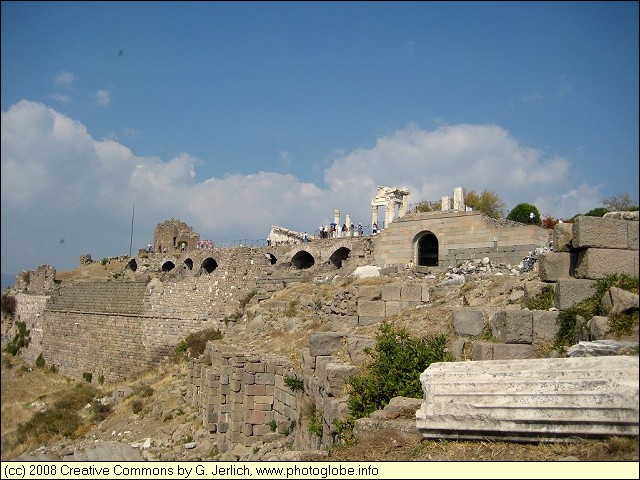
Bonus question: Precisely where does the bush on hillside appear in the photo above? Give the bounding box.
[347,322,450,419]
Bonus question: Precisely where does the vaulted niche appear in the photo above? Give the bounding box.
[183,258,193,270]
[329,247,351,269]
[291,250,315,269]
[266,253,277,265]
[201,257,218,274]
[417,232,439,267]
[161,261,175,272]
[126,258,138,272]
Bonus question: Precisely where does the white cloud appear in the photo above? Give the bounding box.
[1,100,599,275]
[53,71,75,87]
[94,89,111,106]
[50,93,71,103]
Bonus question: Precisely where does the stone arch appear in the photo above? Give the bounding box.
[415,231,439,267]
[126,258,138,272]
[291,250,315,269]
[201,257,218,274]
[161,260,176,272]
[329,247,351,269]
[183,258,193,270]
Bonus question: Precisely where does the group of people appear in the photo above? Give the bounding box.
[317,222,370,239]
[197,239,215,250]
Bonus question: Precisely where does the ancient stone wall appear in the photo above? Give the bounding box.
[374,211,550,269]
[36,246,288,382]
[188,343,303,452]
[14,265,57,294]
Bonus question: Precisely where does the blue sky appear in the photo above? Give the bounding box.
[2,1,638,280]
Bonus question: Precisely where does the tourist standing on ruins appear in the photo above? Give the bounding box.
[350,223,355,237]
[357,223,363,236]
[372,222,378,235]
[342,224,347,237]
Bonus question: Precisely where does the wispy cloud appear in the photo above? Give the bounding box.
[94,89,111,106]
[53,71,75,87]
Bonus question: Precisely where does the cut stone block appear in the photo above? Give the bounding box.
[417,356,639,442]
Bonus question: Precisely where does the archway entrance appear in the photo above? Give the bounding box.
[417,232,439,267]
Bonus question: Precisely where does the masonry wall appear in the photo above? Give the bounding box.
[188,343,305,453]
[38,246,287,382]
[374,211,550,268]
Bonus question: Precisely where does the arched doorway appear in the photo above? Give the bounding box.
[417,232,439,267]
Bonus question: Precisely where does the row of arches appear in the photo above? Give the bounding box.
[290,231,440,270]
[127,230,440,274]
[127,257,219,274]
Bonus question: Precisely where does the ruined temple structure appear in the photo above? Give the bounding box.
[153,218,200,253]
[371,185,410,227]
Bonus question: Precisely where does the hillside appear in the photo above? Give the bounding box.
[2,261,639,463]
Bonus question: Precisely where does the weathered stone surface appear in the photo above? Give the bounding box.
[574,248,638,279]
[601,286,639,316]
[572,216,629,250]
[490,310,533,344]
[554,279,596,310]
[417,356,639,442]
[538,252,573,282]
[308,332,345,357]
[452,308,484,336]
[532,310,559,343]
[552,222,573,252]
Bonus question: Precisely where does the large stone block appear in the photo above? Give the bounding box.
[490,310,533,344]
[532,310,559,343]
[417,356,640,442]
[552,222,573,252]
[357,299,385,317]
[345,336,375,365]
[324,362,357,397]
[308,332,345,357]
[452,308,485,336]
[554,279,596,310]
[574,248,638,279]
[572,216,629,249]
[470,342,493,360]
[492,343,536,359]
[400,284,422,302]
[354,285,382,300]
[538,252,574,282]
[381,283,401,301]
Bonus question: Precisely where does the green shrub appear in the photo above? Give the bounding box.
[284,375,304,392]
[308,411,324,439]
[347,322,450,419]
[284,300,298,318]
[525,285,555,311]
[132,399,144,414]
[82,372,92,383]
[35,353,46,369]
[175,328,223,360]
[4,321,31,356]
[609,311,639,337]
[555,274,639,348]
[91,399,113,422]
[269,420,278,432]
